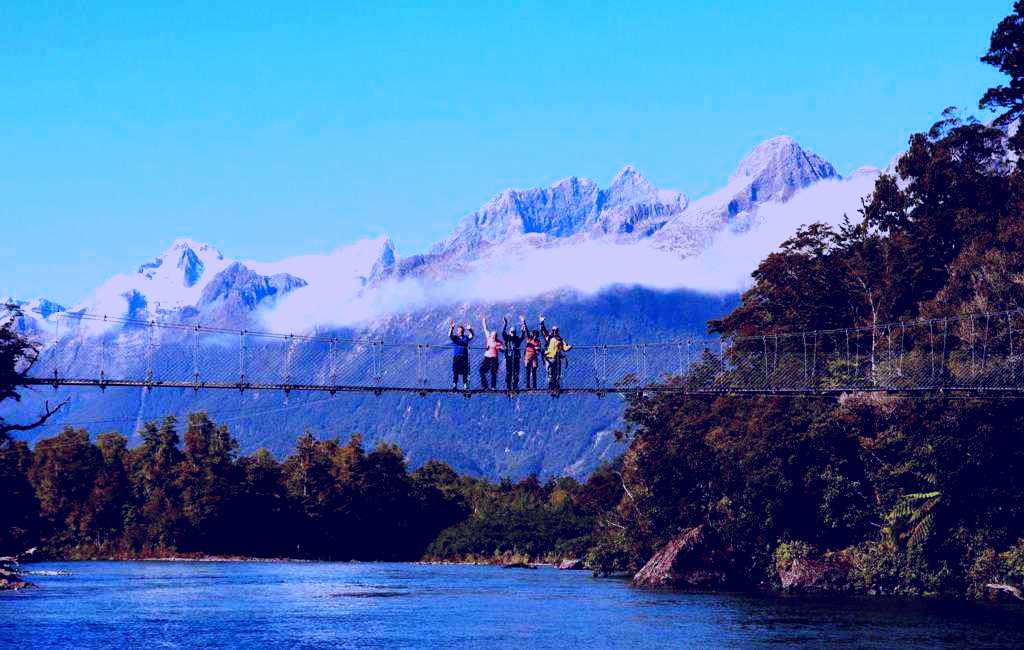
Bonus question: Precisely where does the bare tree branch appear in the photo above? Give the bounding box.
[0,398,68,437]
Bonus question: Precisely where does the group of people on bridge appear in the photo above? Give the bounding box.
[448,315,572,392]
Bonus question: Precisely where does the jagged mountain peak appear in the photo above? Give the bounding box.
[727,136,837,204]
[166,237,222,256]
[608,164,654,193]
[138,237,225,288]
[198,261,306,313]
[731,136,830,180]
[651,137,840,253]
[369,237,398,282]
[548,175,597,191]
[1,296,65,319]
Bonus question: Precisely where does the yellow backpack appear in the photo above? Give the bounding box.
[545,337,562,361]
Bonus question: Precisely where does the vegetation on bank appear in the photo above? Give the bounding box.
[0,405,622,564]
[578,2,1024,599]
[7,1,1024,602]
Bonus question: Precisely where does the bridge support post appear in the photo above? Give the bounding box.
[969,316,977,382]
[416,344,426,391]
[193,324,201,391]
[239,330,247,391]
[1010,314,1016,382]
[762,337,769,389]
[284,334,295,388]
[329,338,338,390]
[374,340,384,389]
[801,332,808,389]
[100,315,108,387]
[941,319,949,389]
[146,320,155,388]
[982,314,990,375]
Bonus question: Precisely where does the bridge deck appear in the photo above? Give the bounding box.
[22,377,1024,397]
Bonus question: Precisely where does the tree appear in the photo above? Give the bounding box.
[981,1,1024,153]
[177,412,241,552]
[84,432,131,552]
[128,417,185,552]
[28,427,102,552]
[0,439,38,555]
[358,442,416,559]
[0,304,65,440]
[235,448,290,557]
[281,431,345,558]
[0,304,70,556]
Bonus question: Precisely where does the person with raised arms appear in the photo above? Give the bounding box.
[539,314,572,392]
[500,316,526,392]
[479,315,503,391]
[449,320,474,390]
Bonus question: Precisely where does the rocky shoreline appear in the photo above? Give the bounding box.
[0,553,34,592]
[629,525,1024,603]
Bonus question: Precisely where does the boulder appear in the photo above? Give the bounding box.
[557,558,584,570]
[0,565,33,591]
[776,548,854,592]
[0,549,38,591]
[632,525,733,588]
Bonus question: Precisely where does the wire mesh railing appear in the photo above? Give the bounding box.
[19,310,1024,394]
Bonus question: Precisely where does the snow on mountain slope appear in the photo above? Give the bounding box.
[589,165,689,237]
[429,165,688,260]
[652,136,839,253]
[2,297,67,335]
[78,238,232,317]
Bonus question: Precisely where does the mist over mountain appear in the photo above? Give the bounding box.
[6,136,881,479]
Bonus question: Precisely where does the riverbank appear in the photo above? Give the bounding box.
[17,549,1024,605]
[27,552,576,571]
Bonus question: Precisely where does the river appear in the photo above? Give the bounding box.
[2,561,1023,648]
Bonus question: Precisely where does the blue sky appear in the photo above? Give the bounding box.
[0,1,1011,305]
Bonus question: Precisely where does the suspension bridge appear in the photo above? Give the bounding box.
[17,310,1024,397]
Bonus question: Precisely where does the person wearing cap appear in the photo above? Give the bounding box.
[539,314,572,391]
[449,320,474,390]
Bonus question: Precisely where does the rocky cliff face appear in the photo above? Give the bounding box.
[197,263,306,326]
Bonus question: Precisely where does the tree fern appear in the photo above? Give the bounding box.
[885,491,941,549]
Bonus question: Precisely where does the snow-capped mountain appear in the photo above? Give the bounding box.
[653,136,839,252]
[429,164,690,261]
[2,297,67,334]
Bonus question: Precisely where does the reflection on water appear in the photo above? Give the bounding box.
[2,561,1023,648]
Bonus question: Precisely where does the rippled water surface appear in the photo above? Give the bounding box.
[3,561,1024,648]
